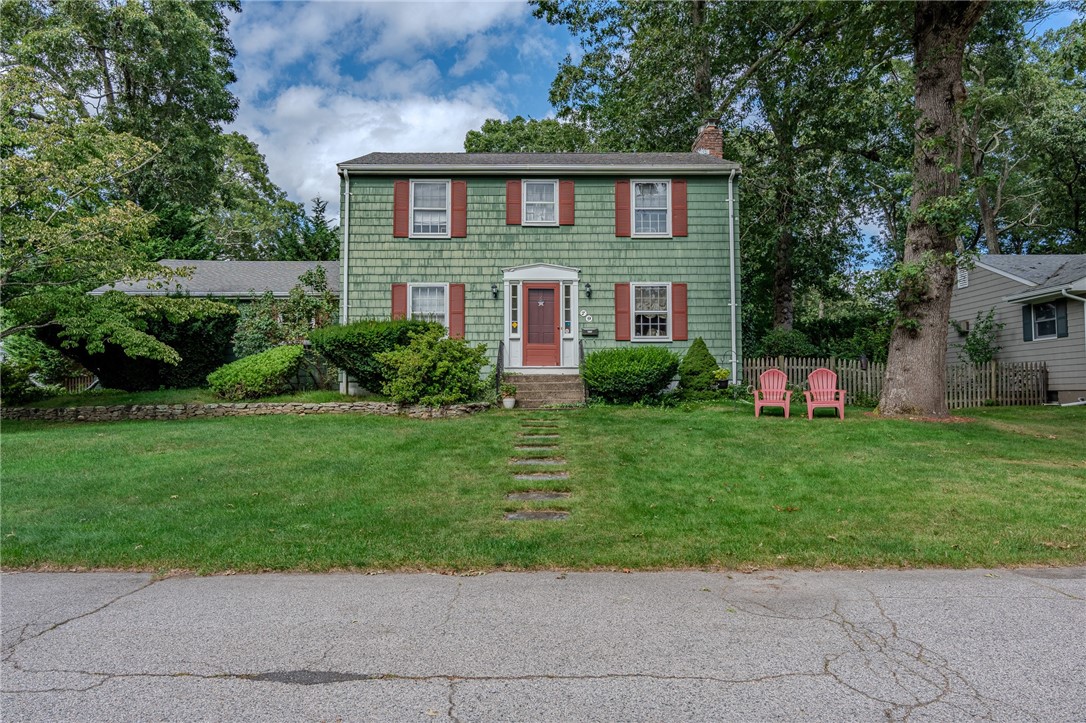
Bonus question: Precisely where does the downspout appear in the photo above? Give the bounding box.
[339,168,350,325]
[728,168,738,381]
[339,168,351,394]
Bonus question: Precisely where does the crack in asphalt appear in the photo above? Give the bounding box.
[439,581,463,637]
[2,577,160,663]
[715,581,1037,723]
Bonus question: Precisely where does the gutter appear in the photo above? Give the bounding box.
[728,168,738,381]
[335,163,741,176]
[340,168,351,325]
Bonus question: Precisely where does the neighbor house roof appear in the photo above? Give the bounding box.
[90,260,340,298]
[338,152,741,175]
[976,255,1086,302]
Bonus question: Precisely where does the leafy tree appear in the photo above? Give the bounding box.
[231,266,337,358]
[267,197,340,261]
[465,116,593,152]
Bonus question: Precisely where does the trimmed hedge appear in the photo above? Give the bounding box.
[206,345,306,401]
[309,319,442,391]
[678,337,720,394]
[580,346,680,403]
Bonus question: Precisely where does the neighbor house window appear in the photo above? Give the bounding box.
[632,180,670,236]
[523,180,558,226]
[1032,302,1058,339]
[410,180,450,237]
[632,282,671,340]
[409,283,448,328]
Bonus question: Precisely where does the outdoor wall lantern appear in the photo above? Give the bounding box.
[491,283,499,299]
[585,283,592,298]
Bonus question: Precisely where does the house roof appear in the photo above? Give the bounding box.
[90,260,340,298]
[976,255,1086,303]
[338,151,741,175]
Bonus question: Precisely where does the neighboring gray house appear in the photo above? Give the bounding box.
[91,260,340,299]
[948,255,1086,403]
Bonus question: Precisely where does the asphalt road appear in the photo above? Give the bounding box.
[2,568,1084,722]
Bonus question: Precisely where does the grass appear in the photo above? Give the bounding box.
[10,387,373,408]
[1,403,1083,572]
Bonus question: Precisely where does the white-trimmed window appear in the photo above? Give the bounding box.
[410,180,450,237]
[523,180,558,226]
[632,180,670,236]
[1032,302,1058,339]
[509,283,520,338]
[409,283,449,328]
[632,282,671,340]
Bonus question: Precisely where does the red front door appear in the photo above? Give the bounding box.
[523,283,561,366]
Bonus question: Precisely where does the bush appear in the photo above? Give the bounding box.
[232,267,338,358]
[310,318,441,392]
[39,302,238,391]
[678,338,720,395]
[750,328,818,358]
[207,345,306,400]
[375,326,487,406]
[0,360,61,405]
[580,346,680,403]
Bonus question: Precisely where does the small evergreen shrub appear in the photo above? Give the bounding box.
[375,326,487,406]
[678,338,720,395]
[207,345,306,400]
[309,318,441,392]
[580,346,680,403]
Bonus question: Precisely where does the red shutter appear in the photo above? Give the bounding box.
[615,179,631,237]
[392,283,407,320]
[672,283,688,341]
[451,180,467,238]
[506,180,522,225]
[449,283,466,339]
[393,180,409,237]
[559,180,575,225]
[671,179,688,237]
[615,283,631,340]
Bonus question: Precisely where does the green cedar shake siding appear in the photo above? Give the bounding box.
[342,175,741,375]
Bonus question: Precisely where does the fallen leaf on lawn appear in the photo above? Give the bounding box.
[170,495,179,499]
[827,535,838,541]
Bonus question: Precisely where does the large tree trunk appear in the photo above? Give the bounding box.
[879,0,988,417]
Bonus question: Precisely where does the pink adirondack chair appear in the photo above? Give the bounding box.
[754,368,791,418]
[804,368,845,420]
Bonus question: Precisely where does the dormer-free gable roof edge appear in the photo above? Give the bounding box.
[337,152,741,175]
[974,259,1038,287]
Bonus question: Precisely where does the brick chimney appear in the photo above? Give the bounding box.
[691,121,723,159]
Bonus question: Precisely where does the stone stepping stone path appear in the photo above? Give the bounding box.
[505,414,573,522]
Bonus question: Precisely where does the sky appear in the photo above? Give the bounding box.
[227,0,576,220]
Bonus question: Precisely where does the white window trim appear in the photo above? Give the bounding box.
[630,281,673,342]
[522,179,559,227]
[409,179,451,239]
[1032,302,1058,340]
[631,179,672,238]
[407,282,450,330]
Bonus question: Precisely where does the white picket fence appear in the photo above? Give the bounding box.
[742,356,1048,409]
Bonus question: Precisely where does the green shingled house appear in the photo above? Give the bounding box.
[336,123,742,399]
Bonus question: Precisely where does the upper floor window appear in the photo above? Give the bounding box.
[1032,302,1058,339]
[411,180,449,237]
[632,282,671,340]
[632,180,670,236]
[523,180,558,226]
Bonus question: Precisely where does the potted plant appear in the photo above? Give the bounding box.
[712,368,731,390]
[500,382,517,409]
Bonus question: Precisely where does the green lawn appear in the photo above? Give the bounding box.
[2,404,1083,572]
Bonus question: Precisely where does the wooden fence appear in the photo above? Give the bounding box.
[61,373,97,394]
[742,356,1047,409]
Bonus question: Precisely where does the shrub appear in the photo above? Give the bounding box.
[310,318,441,392]
[678,338,720,395]
[39,301,238,391]
[952,308,1004,365]
[232,267,338,358]
[751,328,818,358]
[375,326,487,406]
[0,360,61,405]
[206,345,306,400]
[581,346,680,403]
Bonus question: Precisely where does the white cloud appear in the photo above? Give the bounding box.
[233,85,506,218]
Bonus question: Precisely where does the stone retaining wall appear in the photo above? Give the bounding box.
[2,401,490,423]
